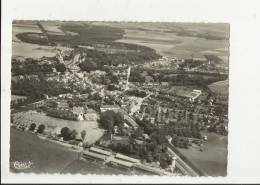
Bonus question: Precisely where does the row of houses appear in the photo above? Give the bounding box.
[28,98,98,121]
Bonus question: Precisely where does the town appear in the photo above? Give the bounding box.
[10,21,229,176]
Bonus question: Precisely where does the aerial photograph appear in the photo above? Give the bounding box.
[10,21,229,176]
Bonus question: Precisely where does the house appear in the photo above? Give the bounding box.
[72,106,85,121]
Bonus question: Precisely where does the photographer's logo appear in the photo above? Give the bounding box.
[13,161,33,170]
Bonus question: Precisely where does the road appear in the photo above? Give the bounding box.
[166,143,200,176]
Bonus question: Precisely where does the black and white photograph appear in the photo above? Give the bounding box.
[10,21,229,177]
[2,0,260,184]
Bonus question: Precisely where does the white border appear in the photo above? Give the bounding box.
[2,0,260,183]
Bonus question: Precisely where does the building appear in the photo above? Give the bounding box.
[115,153,140,163]
[28,100,45,108]
[108,158,133,169]
[83,150,107,161]
[84,109,98,121]
[72,106,84,121]
[89,146,112,156]
[161,82,169,87]
[100,105,120,113]
[11,95,27,106]
[185,89,202,102]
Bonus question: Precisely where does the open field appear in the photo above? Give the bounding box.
[40,21,65,35]
[12,23,66,58]
[61,158,151,175]
[10,127,79,173]
[177,132,228,176]
[12,23,42,42]
[10,128,132,174]
[12,110,104,145]
[107,22,229,62]
[12,41,60,58]
[208,79,229,95]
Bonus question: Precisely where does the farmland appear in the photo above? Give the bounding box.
[108,22,229,63]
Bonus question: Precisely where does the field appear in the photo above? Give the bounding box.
[10,128,132,174]
[13,22,55,58]
[12,22,68,58]
[208,79,229,95]
[12,23,42,42]
[12,110,104,145]
[10,127,79,173]
[107,22,230,63]
[12,41,60,58]
[40,21,66,35]
[177,132,228,176]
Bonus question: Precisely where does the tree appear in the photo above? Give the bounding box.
[145,151,153,162]
[29,123,36,131]
[79,61,98,72]
[133,127,144,139]
[81,130,87,141]
[37,124,45,134]
[159,153,170,169]
[70,129,78,140]
[55,63,66,73]
[99,111,124,134]
[60,127,71,141]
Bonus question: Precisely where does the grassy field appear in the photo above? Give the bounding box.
[10,127,79,173]
[208,79,229,95]
[10,128,133,174]
[177,132,228,176]
[12,110,104,145]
